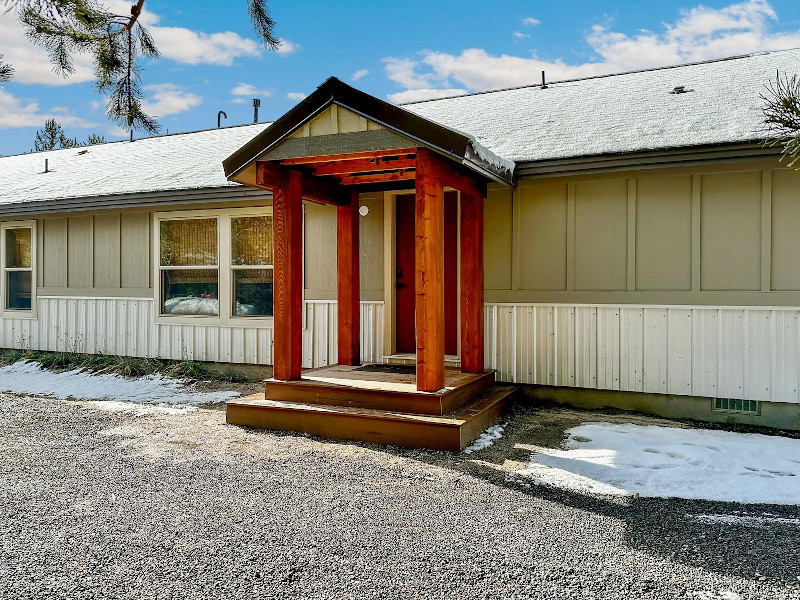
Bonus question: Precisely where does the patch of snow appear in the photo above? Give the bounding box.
[520,422,800,504]
[83,401,199,416]
[687,513,800,528]
[463,423,506,454]
[0,361,238,408]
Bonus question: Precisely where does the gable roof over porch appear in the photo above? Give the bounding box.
[222,77,516,188]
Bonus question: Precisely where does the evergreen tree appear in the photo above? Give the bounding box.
[0,54,12,84]
[34,118,79,151]
[763,73,800,167]
[86,133,106,145]
[5,1,278,133]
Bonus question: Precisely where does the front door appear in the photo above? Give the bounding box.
[395,192,458,355]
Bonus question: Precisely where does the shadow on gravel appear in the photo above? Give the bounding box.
[395,402,800,586]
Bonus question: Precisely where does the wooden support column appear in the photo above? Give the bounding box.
[415,148,446,392]
[460,190,484,373]
[337,189,361,365]
[272,168,304,380]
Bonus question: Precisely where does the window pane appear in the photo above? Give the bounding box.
[160,218,218,266]
[5,228,32,268]
[232,216,272,265]
[234,269,273,316]
[161,269,219,316]
[6,271,32,310]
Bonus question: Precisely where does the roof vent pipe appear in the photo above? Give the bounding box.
[252,98,261,123]
[44,158,48,173]
[218,110,228,128]
[541,70,548,89]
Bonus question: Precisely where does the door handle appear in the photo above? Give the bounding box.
[396,282,407,290]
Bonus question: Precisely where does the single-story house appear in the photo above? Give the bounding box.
[2,48,800,441]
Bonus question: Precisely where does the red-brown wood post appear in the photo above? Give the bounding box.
[272,168,303,380]
[337,189,361,365]
[460,190,485,373]
[415,148,446,392]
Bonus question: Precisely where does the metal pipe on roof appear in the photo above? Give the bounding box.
[218,110,228,128]
[252,98,260,123]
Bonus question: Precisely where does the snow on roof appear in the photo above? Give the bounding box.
[0,123,269,207]
[404,48,800,163]
[1,48,798,207]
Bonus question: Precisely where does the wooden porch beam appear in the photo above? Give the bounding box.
[416,147,486,199]
[256,161,346,206]
[314,157,416,177]
[272,168,304,381]
[339,170,416,186]
[460,190,485,374]
[415,148,445,392]
[337,189,361,366]
[281,147,416,166]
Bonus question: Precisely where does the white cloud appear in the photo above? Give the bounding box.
[387,88,467,104]
[108,125,130,138]
[385,0,800,97]
[352,69,370,81]
[513,31,530,41]
[275,39,300,55]
[0,10,94,85]
[141,84,202,117]
[0,0,265,87]
[229,98,248,104]
[231,83,274,97]
[286,92,307,100]
[0,89,97,129]
[153,28,261,66]
[521,17,540,27]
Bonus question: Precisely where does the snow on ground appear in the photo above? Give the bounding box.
[0,361,239,410]
[687,512,800,528]
[463,423,506,454]
[521,422,800,504]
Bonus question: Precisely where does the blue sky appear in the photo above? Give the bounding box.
[1,0,800,156]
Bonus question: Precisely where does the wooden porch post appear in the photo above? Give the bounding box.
[272,168,303,380]
[337,189,361,365]
[460,190,485,373]
[415,148,445,392]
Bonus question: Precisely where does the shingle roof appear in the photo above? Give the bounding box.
[0,123,269,207]
[404,48,800,163]
[1,48,798,207]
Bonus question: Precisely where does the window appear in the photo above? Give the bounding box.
[231,215,273,317]
[155,209,274,322]
[1,221,36,314]
[159,218,220,316]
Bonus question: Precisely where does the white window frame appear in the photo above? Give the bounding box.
[153,207,274,327]
[1,220,37,319]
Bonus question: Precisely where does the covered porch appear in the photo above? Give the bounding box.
[222,77,516,450]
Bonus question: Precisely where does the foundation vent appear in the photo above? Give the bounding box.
[713,398,761,414]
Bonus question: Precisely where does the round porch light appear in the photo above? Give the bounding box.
[359,205,369,217]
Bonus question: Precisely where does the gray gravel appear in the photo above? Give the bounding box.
[1,393,799,600]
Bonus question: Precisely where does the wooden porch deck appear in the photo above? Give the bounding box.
[226,364,516,451]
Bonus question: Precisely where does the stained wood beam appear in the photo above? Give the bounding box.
[415,149,445,393]
[340,170,416,186]
[460,190,485,374]
[314,157,416,177]
[281,147,416,166]
[272,168,304,381]
[415,147,486,199]
[256,161,346,206]
[337,189,361,366]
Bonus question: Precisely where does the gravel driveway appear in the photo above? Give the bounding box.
[0,393,798,600]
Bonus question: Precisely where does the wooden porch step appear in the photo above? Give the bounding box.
[263,367,496,416]
[226,385,517,451]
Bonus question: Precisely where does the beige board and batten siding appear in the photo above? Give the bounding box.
[482,163,800,406]
[37,211,151,295]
